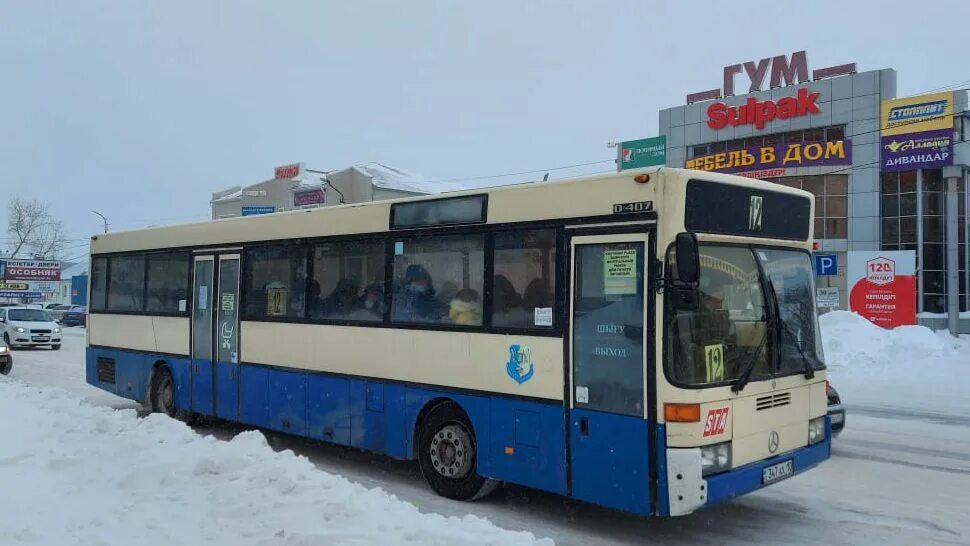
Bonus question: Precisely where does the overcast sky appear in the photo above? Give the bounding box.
[2,0,968,261]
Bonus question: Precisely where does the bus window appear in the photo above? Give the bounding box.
[391,234,485,325]
[310,241,385,322]
[146,252,190,314]
[90,256,108,311]
[107,254,145,312]
[492,229,556,329]
[244,245,308,320]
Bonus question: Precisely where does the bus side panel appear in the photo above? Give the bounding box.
[488,398,566,495]
[655,423,670,517]
[85,347,191,412]
[307,374,352,445]
[382,383,409,459]
[350,379,385,452]
[239,365,308,436]
[403,388,566,494]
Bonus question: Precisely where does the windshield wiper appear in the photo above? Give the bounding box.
[776,313,816,379]
[732,266,780,394]
[730,321,771,394]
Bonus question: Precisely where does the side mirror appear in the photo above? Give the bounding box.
[675,232,700,285]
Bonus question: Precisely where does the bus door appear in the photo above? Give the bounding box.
[568,233,651,515]
[191,253,241,418]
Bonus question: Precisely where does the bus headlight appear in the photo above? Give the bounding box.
[808,417,826,444]
[700,442,732,476]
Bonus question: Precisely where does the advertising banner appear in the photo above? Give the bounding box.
[847,251,916,328]
[880,128,953,172]
[293,187,326,206]
[0,290,43,299]
[685,139,851,175]
[619,136,666,170]
[1,260,61,281]
[880,92,954,137]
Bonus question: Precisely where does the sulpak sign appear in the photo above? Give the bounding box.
[707,88,821,130]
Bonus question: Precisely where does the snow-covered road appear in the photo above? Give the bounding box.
[2,321,968,545]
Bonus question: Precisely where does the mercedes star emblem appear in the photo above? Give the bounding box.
[768,430,780,453]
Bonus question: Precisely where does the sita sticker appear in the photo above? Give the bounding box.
[506,344,535,384]
[703,407,729,437]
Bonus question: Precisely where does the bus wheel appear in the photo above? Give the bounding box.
[150,367,195,424]
[418,403,497,501]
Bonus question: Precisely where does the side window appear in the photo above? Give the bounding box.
[90,256,108,311]
[244,245,307,319]
[107,254,145,312]
[391,234,485,325]
[310,240,385,322]
[146,252,190,314]
[492,229,557,329]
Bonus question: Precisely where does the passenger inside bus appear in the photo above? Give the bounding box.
[448,288,481,325]
[392,264,443,322]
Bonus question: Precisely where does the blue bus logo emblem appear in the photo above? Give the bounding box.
[506,344,535,384]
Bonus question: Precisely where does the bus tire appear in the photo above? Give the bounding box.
[150,366,196,425]
[417,403,497,502]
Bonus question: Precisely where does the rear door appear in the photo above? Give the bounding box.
[568,233,652,515]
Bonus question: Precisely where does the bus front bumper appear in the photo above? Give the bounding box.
[665,420,831,516]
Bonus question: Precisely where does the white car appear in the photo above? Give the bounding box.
[0,306,63,350]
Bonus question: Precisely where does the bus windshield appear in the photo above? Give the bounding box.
[665,245,824,387]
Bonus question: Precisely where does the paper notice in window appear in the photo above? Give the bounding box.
[266,287,288,316]
[603,249,637,295]
[178,299,187,312]
[534,307,553,326]
[575,385,589,404]
[198,286,208,310]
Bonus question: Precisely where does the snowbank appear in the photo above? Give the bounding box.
[820,311,970,413]
[0,380,551,546]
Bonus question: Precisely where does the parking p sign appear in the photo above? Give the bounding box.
[814,254,838,276]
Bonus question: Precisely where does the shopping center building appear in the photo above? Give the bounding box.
[658,51,969,331]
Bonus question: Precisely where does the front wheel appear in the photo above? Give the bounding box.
[51,344,61,350]
[418,403,497,501]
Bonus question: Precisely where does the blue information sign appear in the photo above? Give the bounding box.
[813,254,838,276]
[0,291,43,298]
[241,206,276,216]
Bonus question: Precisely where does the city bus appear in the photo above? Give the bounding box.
[85,167,830,517]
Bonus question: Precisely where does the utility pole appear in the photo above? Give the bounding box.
[92,211,108,233]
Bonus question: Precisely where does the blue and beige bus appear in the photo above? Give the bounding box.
[86,167,830,516]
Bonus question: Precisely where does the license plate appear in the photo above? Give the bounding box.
[762,459,794,484]
[830,413,844,424]
[33,336,49,342]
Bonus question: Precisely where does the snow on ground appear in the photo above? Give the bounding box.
[0,359,549,545]
[820,311,970,414]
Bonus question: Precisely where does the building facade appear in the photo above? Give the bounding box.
[211,162,443,219]
[658,51,969,331]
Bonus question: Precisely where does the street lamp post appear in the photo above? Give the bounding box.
[92,211,108,233]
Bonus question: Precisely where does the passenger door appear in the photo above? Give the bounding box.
[191,256,215,414]
[214,254,241,420]
[568,233,652,515]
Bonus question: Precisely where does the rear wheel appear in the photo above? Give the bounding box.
[418,403,497,501]
[0,359,11,375]
[150,367,195,424]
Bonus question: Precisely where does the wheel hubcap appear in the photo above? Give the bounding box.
[160,378,175,415]
[429,424,472,479]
